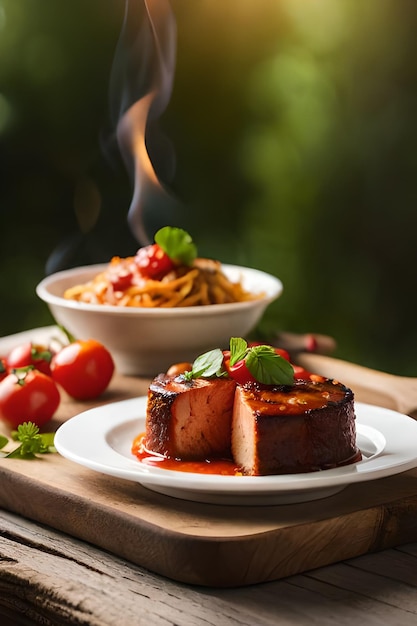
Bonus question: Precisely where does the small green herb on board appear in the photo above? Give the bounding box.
[0,422,56,459]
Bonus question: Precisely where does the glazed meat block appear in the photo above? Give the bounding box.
[232,378,360,475]
[146,374,237,459]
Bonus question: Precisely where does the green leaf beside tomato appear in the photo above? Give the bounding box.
[228,338,295,386]
[182,337,295,386]
[154,226,197,266]
[244,344,295,386]
[130,227,198,281]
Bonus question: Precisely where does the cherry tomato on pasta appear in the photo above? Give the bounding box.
[110,271,134,291]
[106,259,134,291]
[51,339,115,400]
[134,243,174,279]
[0,368,60,429]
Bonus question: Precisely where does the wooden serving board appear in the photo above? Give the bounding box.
[1,330,417,588]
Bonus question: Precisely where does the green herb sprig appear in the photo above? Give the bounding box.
[182,337,295,385]
[0,422,56,459]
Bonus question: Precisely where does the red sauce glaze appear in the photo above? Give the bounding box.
[132,434,241,476]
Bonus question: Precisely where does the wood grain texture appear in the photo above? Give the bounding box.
[2,510,417,626]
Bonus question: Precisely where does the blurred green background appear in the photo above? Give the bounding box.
[0,0,416,375]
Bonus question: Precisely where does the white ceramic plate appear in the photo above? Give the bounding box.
[54,397,417,506]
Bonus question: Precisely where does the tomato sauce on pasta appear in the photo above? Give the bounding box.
[64,257,262,308]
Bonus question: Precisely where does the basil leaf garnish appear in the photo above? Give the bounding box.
[245,345,294,385]
[155,226,197,265]
[229,337,248,366]
[183,348,226,380]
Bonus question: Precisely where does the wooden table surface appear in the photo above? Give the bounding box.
[2,508,417,626]
[1,327,417,624]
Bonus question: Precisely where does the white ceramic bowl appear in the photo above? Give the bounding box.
[36,263,283,377]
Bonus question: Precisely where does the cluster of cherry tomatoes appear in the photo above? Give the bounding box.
[0,338,115,430]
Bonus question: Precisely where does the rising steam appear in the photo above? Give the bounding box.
[110,0,178,245]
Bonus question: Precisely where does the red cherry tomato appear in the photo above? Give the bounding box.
[106,259,134,291]
[110,270,134,291]
[0,369,60,429]
[51,339,115,400]
[223,355,257,385]
[229,360,258,385]
[274,348,291,361]
[6,341,53,376]
[135,243,174,279]
[292,365,313,380]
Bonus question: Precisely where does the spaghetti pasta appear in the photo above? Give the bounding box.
[64,257,263,308]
